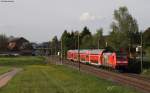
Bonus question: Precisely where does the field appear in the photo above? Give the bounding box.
[142,55,150,77]
[142,61,150,77]
[0,56,140,93]
[0,56,45,67]
[0,67,12,75]
[142,69,150,77]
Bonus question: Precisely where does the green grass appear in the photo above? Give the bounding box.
[0,56,46,67]
[142,69,150,78]
[0,67,12,75]
[0,64,139,93]
[0,56,140,93]
[142,59,150,78]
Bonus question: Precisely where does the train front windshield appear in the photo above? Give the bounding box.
[116,53,127,61]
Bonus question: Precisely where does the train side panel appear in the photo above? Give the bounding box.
[67,50,73,60]
[80,53,87,63]
[89,49,104,65]
[89,54,100,65]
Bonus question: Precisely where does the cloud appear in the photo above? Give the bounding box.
[116,0,124,5]
[79,12,96,21]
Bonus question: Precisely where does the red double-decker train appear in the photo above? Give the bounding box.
[67,49,128,69]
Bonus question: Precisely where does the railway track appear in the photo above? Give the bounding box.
[122,73,150,82]
[47,56,150,93]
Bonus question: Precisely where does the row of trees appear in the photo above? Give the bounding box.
[49,27,106,55]
[61,27,105,50]
[50,6,147,56]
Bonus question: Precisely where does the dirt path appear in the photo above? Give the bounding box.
[0,68,22,88]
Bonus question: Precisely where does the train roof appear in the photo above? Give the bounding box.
[68,49,107,54]
[89,49,105,54]
[68,49,90,53]
[79,50,89,53]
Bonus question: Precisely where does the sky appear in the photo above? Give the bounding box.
[0,0,150,43]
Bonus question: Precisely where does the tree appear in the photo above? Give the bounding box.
[93,28,105,49]
[143,27,150,47]
[0,34,8,51]
[81,35,93,49]
[108,6,140,51]
[69,31,76,49]
[80,26,91,39]
[73,31,80,49]
[80,26,92,48]
[107,24,125,50]
[51,36,59,55]
[61,30,72,56]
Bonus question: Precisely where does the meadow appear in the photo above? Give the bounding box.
[0,67,12,75]
[0,56,140,93]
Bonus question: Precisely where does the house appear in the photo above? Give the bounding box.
[8,37,32,51]
[32,42,50,56]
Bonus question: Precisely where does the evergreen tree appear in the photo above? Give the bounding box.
[61,30,72,56]
[51,36,59,55]
[80,26,92,48]
[80,26,91,39]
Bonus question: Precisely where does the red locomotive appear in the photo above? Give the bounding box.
[67,49,128,69]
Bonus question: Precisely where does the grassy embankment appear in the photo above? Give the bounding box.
[0,56,45,75]
[0,67,12,75]
[142,54,150,77]
[0,56,45,67]
[141,47,150,77]
[0,56,140,93]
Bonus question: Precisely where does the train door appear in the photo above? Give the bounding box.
[102,53,109,67]
[102,53,113,67]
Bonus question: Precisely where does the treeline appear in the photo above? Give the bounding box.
[61,27,105,50]
[49,27,105,55]
[49,6,150,56]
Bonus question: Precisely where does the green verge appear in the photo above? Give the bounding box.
[0,67,12,75]
[142,69,150,78]
[142,56,150,78]
[0,64,140,93]
[0,56,45,67]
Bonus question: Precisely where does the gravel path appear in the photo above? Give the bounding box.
[0,68,22,88]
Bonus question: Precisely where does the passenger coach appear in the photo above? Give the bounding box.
[67,49,128,69]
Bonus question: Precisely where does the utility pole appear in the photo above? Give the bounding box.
[140,31,143,72]
[98,38,100,49]
[129,24,131,58]
[106,42,108,47]
[78,32,80,71]
[75,38,77,49]
[61,39,63,65]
